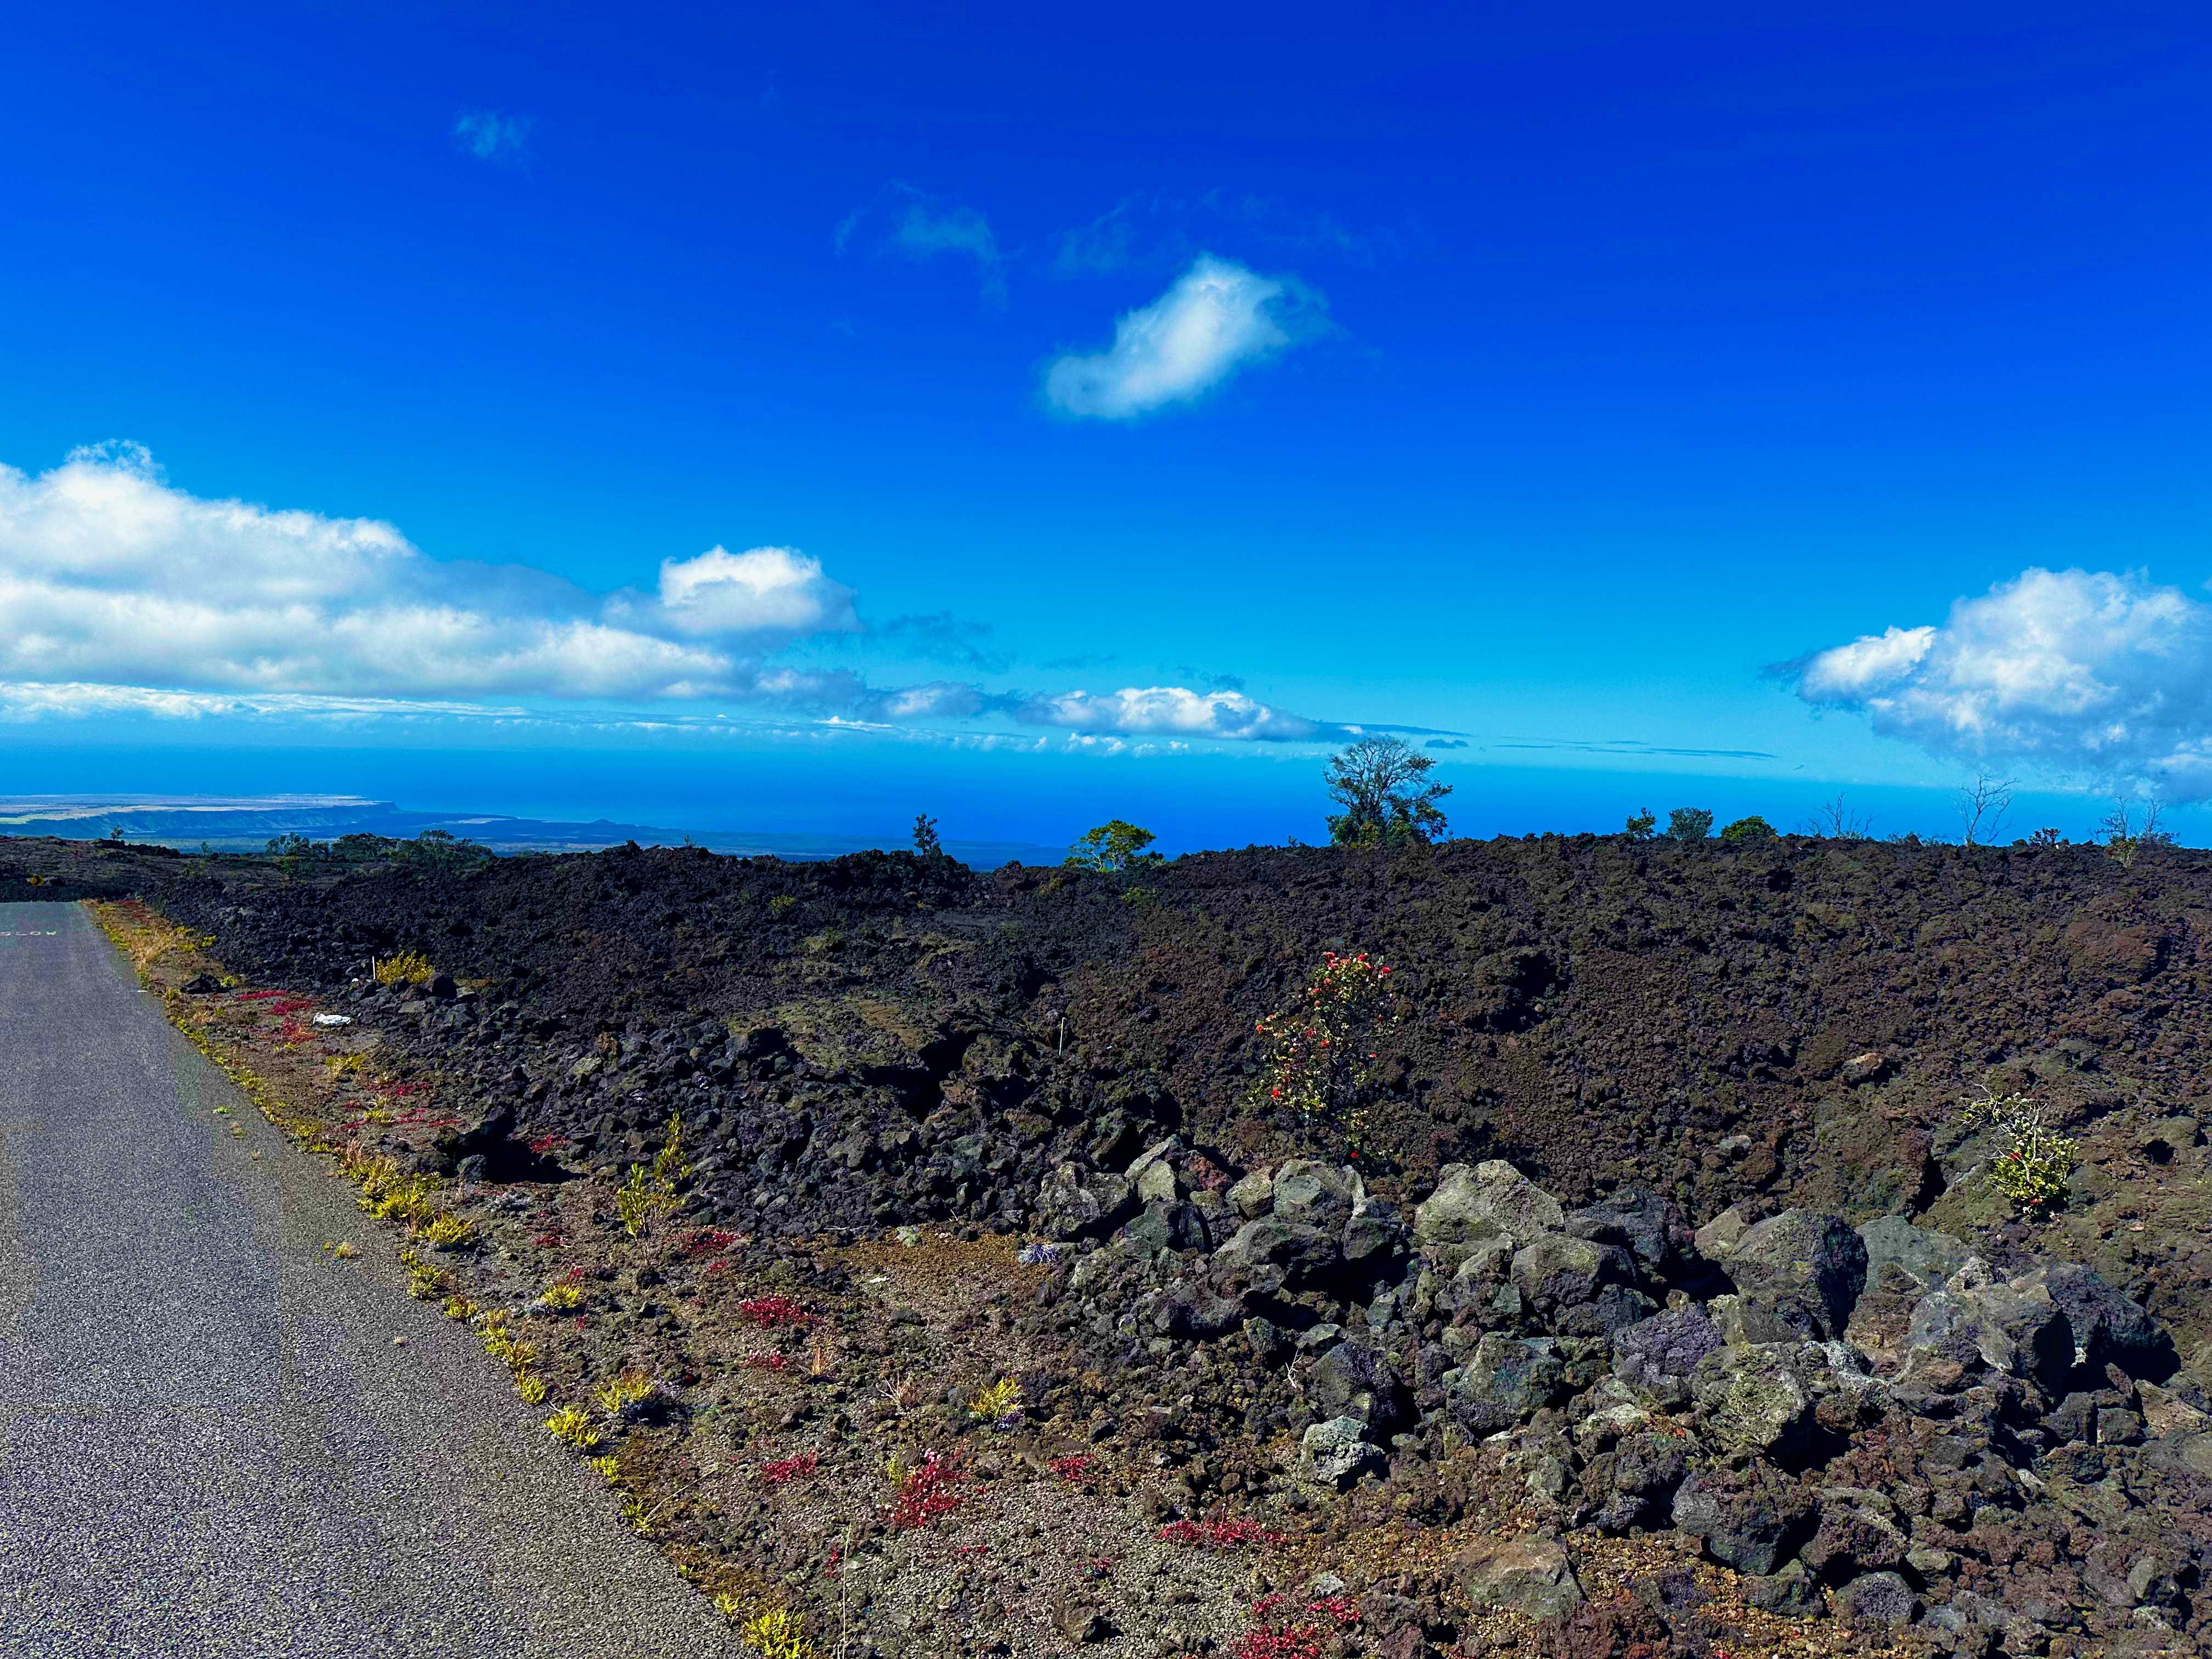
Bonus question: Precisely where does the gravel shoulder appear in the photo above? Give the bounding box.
[0,901,742,1659]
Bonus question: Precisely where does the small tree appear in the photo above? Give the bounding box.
[1324,736,1451,847]
[1955,773,2015,847]
[1719,815,1776,842]
[2100,797,2173,869]
[2025,826,2062,848]
[1665,807,1714,842]
[911,813,943,857]
[1066,820,1160,873]
[1623,808,1657,841]
[1800,792,1872,839]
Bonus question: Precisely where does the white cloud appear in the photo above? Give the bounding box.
[0,446,1396,749]
[1789,566,2212,797]
[1018,685,1328,741]
[628,545,859,639]
[1042,255,1323,419]
[0,445,850,703]
[455,111,531,163]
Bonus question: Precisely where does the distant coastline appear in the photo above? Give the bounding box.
[0,794,1062,867]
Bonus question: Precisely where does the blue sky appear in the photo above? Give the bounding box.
[5,3,2212,849]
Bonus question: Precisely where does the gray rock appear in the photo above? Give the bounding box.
[1689,1343,1810,1454]
[1212,1215,1339,1286]
[1724,1210,1867,1339]
[1905,1281,2073,1396]
[1297,1416,1381,1487]
[1741,1559,1821,1617]
[1510,1231,1636,1315]
[1444,1333,1568,1436]
[1799,1496,1908,1581]
[1454,1533,1584,1620]
[1309,1337,1409,1434]
[1858,1216,1972,1291]
[1673,1466,1816,1576]
[1034,1165,1138,1242]
[1692,1203,1757,1261]
[1227,1167,1275,1220]
[1273,1159,1360,1227]
[2016,1260,2176,1381]
[1836,1571,1916,1626]
[1415,1160,1564,1251]
[1613,1307,1723,1407]
[1340,1198,1408,1271]
[1563,1186,1681,1278]
[1125,1137,1183,1206]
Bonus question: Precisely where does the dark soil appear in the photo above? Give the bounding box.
[20,830,2212,1655]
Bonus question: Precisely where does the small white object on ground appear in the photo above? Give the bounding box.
[312,1013,354,1026]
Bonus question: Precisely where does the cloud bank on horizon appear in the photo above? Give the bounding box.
[0,443,1387,747]
[1789,566,2212,799]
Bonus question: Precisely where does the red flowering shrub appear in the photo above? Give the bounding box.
[1246,951,1396,1154]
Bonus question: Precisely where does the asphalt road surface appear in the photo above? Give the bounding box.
[0,902,742,1658]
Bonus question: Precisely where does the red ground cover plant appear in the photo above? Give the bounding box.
[760,1452,818,1489]
[1231,1594,1359,1659]
[886,1452,963,1530]
[743,1352,791,1373]
[679,1227,739,1257]
[526,1132,569,1155]
[737,1294,814,1329]
[1049,1453,1093,1481]
[234,989,290,1003]
[1158,1516,1280,1549]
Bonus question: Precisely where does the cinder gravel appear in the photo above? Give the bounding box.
[0,902,744,1658]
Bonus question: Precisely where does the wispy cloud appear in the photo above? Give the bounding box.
[1043,256,1326,420]
[876,612,1011,673]
[1054,190,1392,279]
[454,110,532,165]
[1491,738,1780,761]
[836,184,1005,302]
[1784,566,2212,798]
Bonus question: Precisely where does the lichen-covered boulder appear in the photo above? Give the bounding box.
[1690,1343,1811,1454]
[1444,1333,1569,1437]
[1297,1416,1381,1487]
[1724,1210,1867,1339]
[1613,1306,1724,1407]
[1905,1281,2074,1396]
[1673,1464,1816,1576]
[1035,1165,1135,1241]
[1454,1533,1584,1620]
[1415,1160,1564,1251]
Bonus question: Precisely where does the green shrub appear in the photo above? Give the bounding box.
[1719,815,1776,842]
[1962,1087,2075,1216]
[1623,808,1656,840]
[1665,808,1714,842]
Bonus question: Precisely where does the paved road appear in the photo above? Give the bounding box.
[0,903,742,1658]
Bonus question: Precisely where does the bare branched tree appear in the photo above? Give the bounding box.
[1955,772,2015,847]
[2099,795,2173,869]
[1798,791,1874,839]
